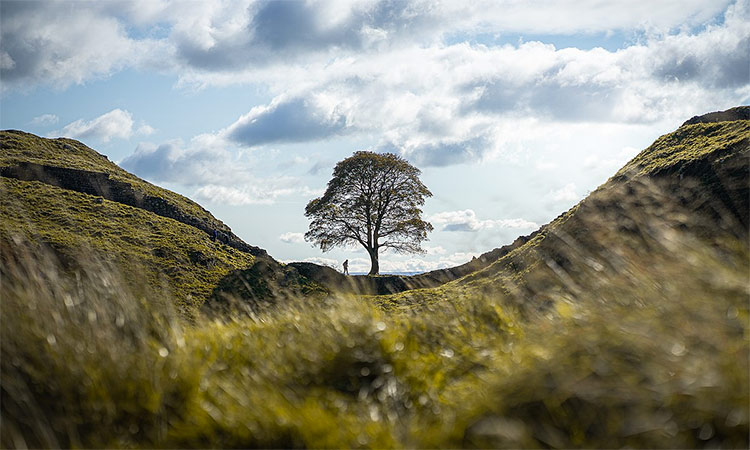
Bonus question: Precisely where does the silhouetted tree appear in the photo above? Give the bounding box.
[305,151,433,275]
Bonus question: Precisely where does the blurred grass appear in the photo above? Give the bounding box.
[2,218,747,448]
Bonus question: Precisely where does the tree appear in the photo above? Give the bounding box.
[305,151,433,275]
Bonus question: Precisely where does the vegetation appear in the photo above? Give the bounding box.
[1,111,749,448]
[0,130,264,315]
[0,177,255,315]
[0,130,227,231]
[2,220,747,448]
[305,151,433,275]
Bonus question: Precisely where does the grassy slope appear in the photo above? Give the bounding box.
[374,119,750,311]
[0,130,230,233]
[0,131,258,313]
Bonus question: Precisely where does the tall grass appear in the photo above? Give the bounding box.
[2,221,747,448]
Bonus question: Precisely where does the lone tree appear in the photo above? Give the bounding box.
[305,151,433,275]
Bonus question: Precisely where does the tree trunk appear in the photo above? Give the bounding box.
[367,248,379,275]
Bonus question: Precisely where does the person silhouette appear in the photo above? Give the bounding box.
[343,259,349,275]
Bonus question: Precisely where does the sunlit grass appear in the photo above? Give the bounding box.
[2,222,747,448]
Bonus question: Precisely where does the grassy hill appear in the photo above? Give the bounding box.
[372,108,749,311]
[0,130,266,314]
[1,109,748,448]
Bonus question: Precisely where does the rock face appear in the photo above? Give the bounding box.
[0,161,267,257]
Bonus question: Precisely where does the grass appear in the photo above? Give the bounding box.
[1,217,747,448]
[616,120,750,177]
[375,118,750,311]
[0,130,233,235]
[0,177,254,314]
[1,116,749,448]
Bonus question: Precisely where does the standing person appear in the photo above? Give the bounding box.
[343,259,349,275]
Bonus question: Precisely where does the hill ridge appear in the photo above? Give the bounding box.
[0,160,266,256]
[0,130,267,257]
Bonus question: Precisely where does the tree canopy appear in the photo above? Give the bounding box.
[305,151,433,275]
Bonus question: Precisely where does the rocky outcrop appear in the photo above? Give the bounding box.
[0,162,267,257]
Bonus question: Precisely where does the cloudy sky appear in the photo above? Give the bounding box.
[2,0,748,273]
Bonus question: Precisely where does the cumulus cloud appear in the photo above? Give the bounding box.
[136,124,156,136]
[194,182,322,205]
[279,232,307,244]
[194,185,282,205]
[53,109,149,143]
[121,133,243,184]
[296,257,339,269]
[199,1,748,165]
[5,0,749,168]
[30,114,59,126]
[225,96,350,146]
[430,209,539,232]
[120,135,324,205]
[345,250,482,274]
[0,1,167,90]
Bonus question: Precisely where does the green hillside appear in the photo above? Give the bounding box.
[0,131,264,314]
[373,110,750,311]
[0,131,220,229]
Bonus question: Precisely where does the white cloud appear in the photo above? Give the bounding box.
[183,1,746,166]
[30,114,59,126]
[0,1,168,90]
[297,257,340,269]
[547,183,579,203]
[224,95,350,146]
[136,124,156,136]
[7,0,750,171]
[279,232,306,244]
[194,184,305,206]
[583,146,641,171]
[193,182,321,206]
[430,209,539,232]
[194,185,272,205]
[424,245,447,255]
[54,109,136,143]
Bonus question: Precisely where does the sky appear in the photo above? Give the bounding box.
[1,0,748,274]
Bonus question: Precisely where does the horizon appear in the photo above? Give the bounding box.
[1,0,748,273]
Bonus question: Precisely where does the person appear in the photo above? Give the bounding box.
[212,229,218,242]
[343,259,349,275]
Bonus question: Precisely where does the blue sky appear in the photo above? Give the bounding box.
[2,0,748,273]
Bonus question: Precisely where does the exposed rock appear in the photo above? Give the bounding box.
[0,161,267,257]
